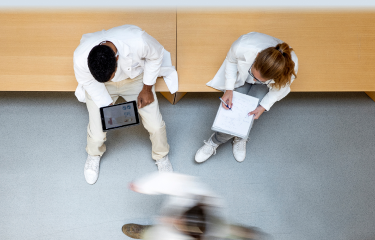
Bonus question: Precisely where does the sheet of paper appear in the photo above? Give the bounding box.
[212,91,259,138]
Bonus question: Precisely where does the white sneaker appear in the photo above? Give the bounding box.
[84,154,101,184]
[155,155,173,172]
[195,134,220,163]
[232,137,248,162]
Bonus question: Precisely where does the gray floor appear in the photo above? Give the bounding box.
[1,91,375,240]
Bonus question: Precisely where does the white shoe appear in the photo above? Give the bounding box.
[195,134,220,163]
[232,137,247,162]
[155,155,173,172]
[84,154,101,184]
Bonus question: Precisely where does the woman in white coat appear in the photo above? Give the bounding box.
[195,32,298,163]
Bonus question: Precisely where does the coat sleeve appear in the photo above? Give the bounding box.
[259,83,291,111]
[224,36,242,90]
[259,51,299,111]
[139,32,164,86]
[133,172,198,196]
[73,58,113,108]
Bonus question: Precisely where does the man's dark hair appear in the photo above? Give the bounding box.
[88,45,117,83]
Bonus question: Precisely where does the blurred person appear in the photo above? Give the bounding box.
[73,25,178,185]
[195,32,298,163]
[122,172,269,240]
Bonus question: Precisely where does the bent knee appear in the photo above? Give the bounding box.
[144,120,166,135]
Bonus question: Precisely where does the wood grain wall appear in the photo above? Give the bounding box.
[177,10,375,92]
[0,10,176,91]
[2,10,375,93]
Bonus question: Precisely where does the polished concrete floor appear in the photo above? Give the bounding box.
[0,91,375,240]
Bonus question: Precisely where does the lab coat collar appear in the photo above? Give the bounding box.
[104,39,133,74]
[105,38,130,58]
[237,50,257,82]
[238,49,257,73]
[91,38,132,67]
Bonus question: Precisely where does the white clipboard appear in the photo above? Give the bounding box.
[211,91,259,139]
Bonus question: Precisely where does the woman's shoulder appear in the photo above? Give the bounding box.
[241,32,282,44]
[235,32,280,55]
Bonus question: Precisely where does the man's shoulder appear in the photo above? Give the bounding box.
[73,25,148,67]
[108,24,143,32]
[106,25,145,40]
[73,29,104,63]
[73,42,90,68]
[74,25,143,52]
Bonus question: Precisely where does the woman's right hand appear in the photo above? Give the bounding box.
[221,90,233,110]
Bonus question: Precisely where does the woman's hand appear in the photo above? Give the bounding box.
[221,90,233,110]
[248,105,266,120]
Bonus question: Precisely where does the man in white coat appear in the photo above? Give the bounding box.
[195,32,298,163]
[73,25,178,184]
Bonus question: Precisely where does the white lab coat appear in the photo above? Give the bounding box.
[73,25,178,108]
[133,172,229,240]
[206,32,298,111]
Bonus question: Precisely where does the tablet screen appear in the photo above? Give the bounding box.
[100,101,140,131]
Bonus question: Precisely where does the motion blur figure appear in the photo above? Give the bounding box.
[122,172,270,240]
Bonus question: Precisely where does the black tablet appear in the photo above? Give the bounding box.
[99,101,140,131]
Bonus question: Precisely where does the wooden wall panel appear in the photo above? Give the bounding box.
[0,10,176,91]
[177,10,375,92]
